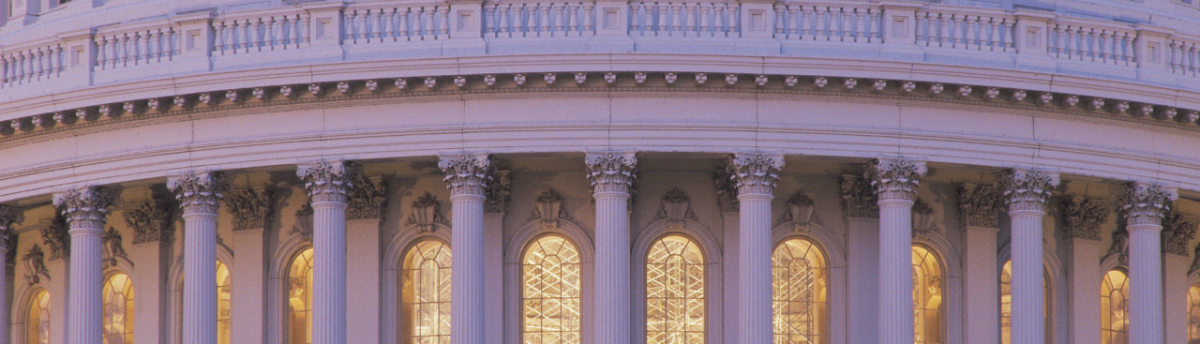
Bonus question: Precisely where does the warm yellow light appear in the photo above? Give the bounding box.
[522,235,582,344]
[912,246,942,344]
[102,273,135,344]
[772,238,827,344]
[999,260,1052,344]
[288,248,314,344]
[646,235,705,344]
[1188,285,1200,341]
[401,240,452,344]
[217,262,232,344]
[27,290,49,344]
[1101,270,1129,344]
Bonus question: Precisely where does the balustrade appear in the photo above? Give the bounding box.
[1047,20,1135,66]
[916,9,1013,52]
[485,1,595,38]
[776,4,880,43]
[93,26,180,70]
[629,0,739,37]
[1169,37,1199,77]
[1,42,64,88]
[344,3,449,43]
[213,12,309,55]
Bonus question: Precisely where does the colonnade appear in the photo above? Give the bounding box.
[29,152,1180,344]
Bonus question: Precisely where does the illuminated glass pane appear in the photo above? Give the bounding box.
[522,235,582,344]
[912,246,942,344]
[1101,270,1130,344]
[288,248,314,344]
[102,273,135,344]
[772,238,827,344]
[401,240,452,344]
[999,261,1052,344]
[1188,284,1200,342]
[27,290,49,344]
[217,262,232,344]
[646,235,705,344]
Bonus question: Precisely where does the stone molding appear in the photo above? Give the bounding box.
[1119,182,1178,227]
[438,153,492,197]
[167,171,228,215]
[865,158,925,202]
[1162,213,1197,256]
[347,176,387,220]
[727,152,784,197]
[585,151,637,195]
[840,174,878,218]
[52,185,117,230]
[297,160,361,203]
[956,183,1002,228]
[713,167,738,212]
[1061,196,1110,241]
[485,169,512,214]
[224,187,274,231]
[995,168,1059,213]
[126,200,176,244]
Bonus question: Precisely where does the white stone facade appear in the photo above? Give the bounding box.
[2,0,1200,343]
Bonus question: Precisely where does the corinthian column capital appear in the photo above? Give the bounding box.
[439,153,492,197]
[168,171,229,215]
[865,158,926,201]
[585,151,637,195]
[1120,182,1178,227]
[995,168,1059,213]
[727,152,784,197]
[52,186,117,229]
[297,160,362,203]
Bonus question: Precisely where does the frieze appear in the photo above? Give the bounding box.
[1061,196,1109,241]
[224,188,274,231]
[957,183,1002,228]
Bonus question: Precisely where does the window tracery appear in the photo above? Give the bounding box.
[288,248,314,344]
[27,290,49,344]
[522,235,582,344]
[772,238,827,344]
[912,246,942,344]
[999,260,1052,344]
[103,273,135,344]
[401,240,451,344]
[1101,270,1130,344]
[646,235,705,344]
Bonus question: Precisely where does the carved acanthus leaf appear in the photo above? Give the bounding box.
[126,200,176,244]
[167,171,228,214]
[657,187,696,228]
[53,186,117,229]
[485,169,512,213]
[1162,213,1197,256]
[407,192,448,232]
[439,154,492,196]
[713,167,739,212]
[840,174,878,218]
[1062,196,1109,241]
[297,160,361,203]
[865,158,925,201]
[347,176,388,220]
[1119,182,1177,226]
[727,153,784,196]
[224,188,273,231]
[0,205,20,266]
[1192,244,1200,273]
[21,245,48,285]
[1107,228,1130,265]
[40,215,70,260]
[995,168,1059,212]
[957,183,1002,228]
[101,227,128,267]
[585,151,637,194]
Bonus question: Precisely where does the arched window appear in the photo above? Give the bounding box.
[772,237,828,344]
[217,262,232,344]
[288,248,314,344]
[1101,269,1130,344]
[27,290,49,344]
[912,245,943,344]
[999,260,1052,344]
[1188,284,1200,343]
[646,235,705,344]
[522,235,582,344]
[102,273,135,344]
[401,240,452,343]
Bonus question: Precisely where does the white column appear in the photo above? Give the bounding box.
[585,151,636,344]
[866,158,926,344]
[439,153,493,344]
[54,186,116,344]
[170,172,228,344]
[298,160,360,344]
[1120,182,1176,344]
[0,205,15,344]
[727,153,783,344]
[997,169,1058,344]
[957,183,1004,344]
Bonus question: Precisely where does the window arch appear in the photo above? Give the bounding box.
[102,273,135,344]
[912,245,943,344]
[27,290,49,344]
[522,235,582,344]
[1189,283,1200,342]
[401,239,452,344]
[999,260,1052,344]
[772,237,828,344]
[1101,269,1130,344]
[288,248,314,344]
[646,234,706,344]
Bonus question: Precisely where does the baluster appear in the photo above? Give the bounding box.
[32,48,43,79]
[370,9,381,41]
[855,8,866,42]
[569,3,581,36]
[361,10,372,41]
[813,6,825,40]
[439,6,450,38]
[420,6,432,39]
[264,16,276,49]
[94,36,106,68]
[1,55,8,86]
[724,3,735,37]
[987,17,998,51]
[868,9,880,42]
[235,19,246,52]
[16,52,25,83]
[282,15,293,47]
[485,4,496,37]
[654,2,665,36]
[554,3,565,36]
[684,3,695,37]
[966,15,978,49]
[795,6,808,40]
[540,3,551,36]
[382,8,395,41]
[1087,28,1098,61]
[772,3,784,37]
[842,7,853,41]
[782,5,796,39]
[150,29,161,61]
[669,3,681,36]
[1063,25,1077,59]
[1189,43,1197,75]
[398,7,411,41]
[498,4,511,37]
[1104,30,1115,63]
[584,2,595,34]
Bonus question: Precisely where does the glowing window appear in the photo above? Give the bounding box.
[912,246,942,344]
[772,238,827,344]
[1188,284,1200,342]
[27,290,49,344]
[999,260,1052,344]
[288,248,314,344]
[102,273,135,344]
[1101,270,1130,344]
[646,235,705,344]
[522,235,582,344]
[217,262,232,344]
[401,240,452,344]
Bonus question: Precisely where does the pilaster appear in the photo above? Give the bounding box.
[0,205,18,344]
[346,176,385,344]
[298,160,361,344]
[956,183,1003,344]
[1061,196,1108,344]
[483,170,509,344]
[1012,10,1056,71]
[841,174,879,344]
[169,171,228,344]
[728,152,783,344]
[1161,213,1194,344]
[439,153,492,344]
[585,151,636,344]
[53,185,117,344]
[996,168,1058,344]
[225,187,273,344]
[124,199,175,344]
[1119,182,1176,344]
[865,158,925,344]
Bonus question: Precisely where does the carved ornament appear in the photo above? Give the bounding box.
[1107,228,1129,265]
[912,198,940,238]
[840,174,878,218]
[532,189,568,228]
[727,153,784,196]
[297,160,361,203]
[1162,213,1197,256]
[783,191,817,231]
[1119,182,1177,227]
[22,245,49,285]
[290,203,314,241]
[995,168,1059,212]
[585,151,637,195]
[657,187,696,228]
[713,167,739,212]
[1061,196,1109,241]
[0,205,20,265]
[224,188,273,231]
[347,176,388,220]
[485,169,512,214]
[865,158,926,201]
[101,227,128,267]
[167,171,228,215]
[957,183,1002,228]
[408,192,448,232]
[126,200,176,244]
[53,186,117,230]
[439,154,492,197]
[40,215,69,260]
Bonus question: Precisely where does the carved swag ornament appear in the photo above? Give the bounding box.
[657,187,697,228]
[408,192,448,232]
[439,154,492,196]
[1161,213,1197,257]
[957,183,1002,228]
[864,158,926,201]
[1061,196,1109,241]
[125,200,175,244]
[840,174,878,218]
[224,188,273,231]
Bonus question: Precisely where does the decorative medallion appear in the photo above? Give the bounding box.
[407,192,448,232]
[657,187,696,228]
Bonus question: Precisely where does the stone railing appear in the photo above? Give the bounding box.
[2,0,1200,103]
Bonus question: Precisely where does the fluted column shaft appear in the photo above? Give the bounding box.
[171,172,228,344]
[1120,182,1175,344]
[729,153,783,344]
[298,161,360,344]
[997,169,1057,344]
[54,187,115,344]
[866,158,925,344]
[440,154,492,344]
[586,152,636,344]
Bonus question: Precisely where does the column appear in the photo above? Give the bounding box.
[297,160,360,344]
[997,169,1058,344]
[865,158,926,344]
[957,183,1004,344]
[1120,182,1176,344]
[585,151,637,344]
[225,188,274,344]
[169,172,228,344]
[727,153,783,344]
[439,153,492,344]
[53,186,117,344]
[1061,196,1108,344]
[0,205,17,344]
